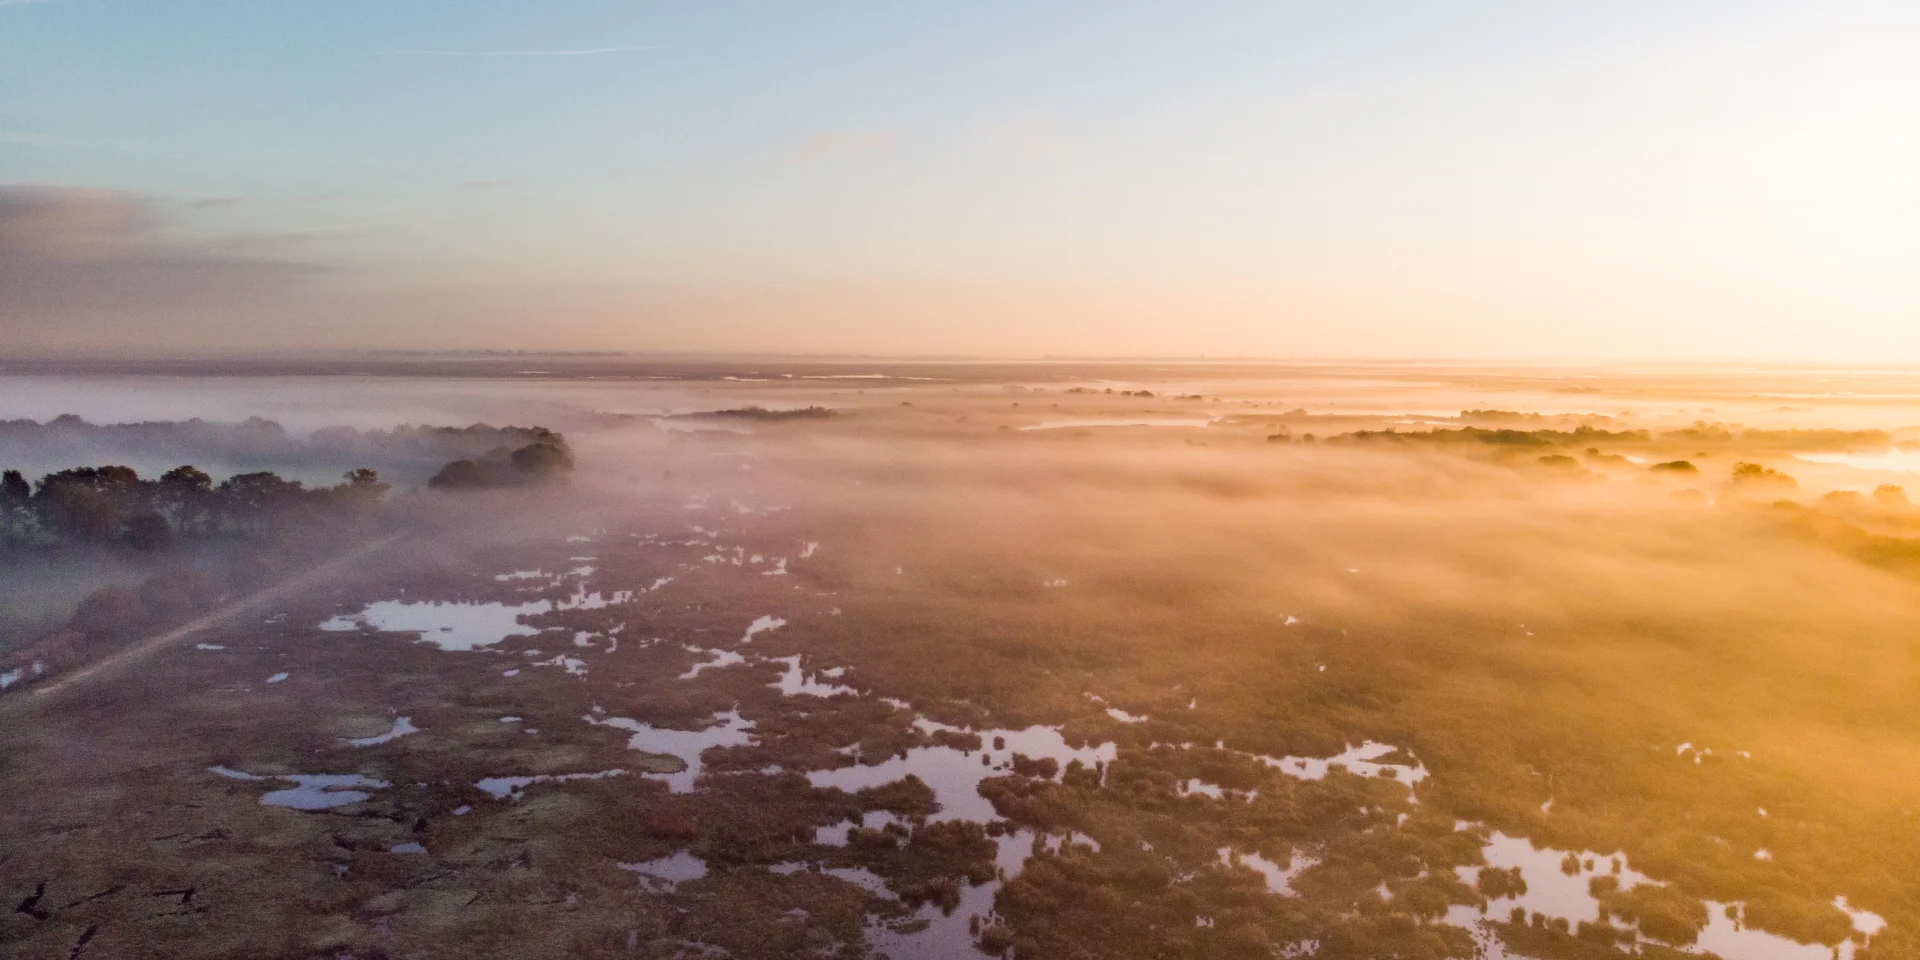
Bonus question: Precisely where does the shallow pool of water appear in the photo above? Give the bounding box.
[621,851,708,891]
[1219,847,1316,896]
[808,723,1115,823]
[773,655,857,698]
[741,614,786,642]
[534,653,590,676]
[864,829,1043,959]
[1468,830,1652,926]
[474,768,629,800]
[587,709,756,792]
[320,599,546,651]
[494,569,551,582]
[260,778,382,812]
[1257,740,1429,785]
[209,766,390,810]
[320,581,631,652]
[815,811,906,846]
[678,645,747,680]
[345,716,418,747]
[1449,829,1881,960]
[1181,779,1226,799]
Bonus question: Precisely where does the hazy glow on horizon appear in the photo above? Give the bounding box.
[1,1,1916,360]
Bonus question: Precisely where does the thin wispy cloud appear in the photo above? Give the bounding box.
[388,45,658,58]
[1,184,328,324]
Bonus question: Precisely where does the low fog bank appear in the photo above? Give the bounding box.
[3,368,1918,955]
[573,421,1920,942]
[12,358,1920,430]
[0,415,571,488]
[0,417,577,660]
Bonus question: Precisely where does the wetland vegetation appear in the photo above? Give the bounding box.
[1,361,1916,960]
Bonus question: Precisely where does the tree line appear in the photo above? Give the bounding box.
[1,429,574,548]
[0,465,391,549]
[426,434,575,490]
[0,415,573,477]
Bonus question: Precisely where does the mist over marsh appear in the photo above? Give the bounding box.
[1,360,1917,960]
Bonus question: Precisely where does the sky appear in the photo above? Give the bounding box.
[1,1,1916,361]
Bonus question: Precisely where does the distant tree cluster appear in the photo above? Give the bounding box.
[1731,461,1798,488]
[1820,484,1913,515]
[0,464,389,549]
[701,406,839,421]
[1463,410,1631,429]
[1460,409,1548,423]
[1335,425,1652,447]
[1659,422,1890,451]
[1062,388,1157,397]
[0,415,569,481]
[427,430,575,490]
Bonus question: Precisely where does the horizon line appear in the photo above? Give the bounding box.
[6,350,1920,373]
[384,45,659,58]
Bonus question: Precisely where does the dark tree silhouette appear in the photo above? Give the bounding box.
[1731,462,1797,488]
[328,468,391,514]
[126,510,173,551]
[0,461,402,547]
[510,440,574,476]
[428,459,487,490]
[1,426,570,547]
[428,435,574,490]
[218,472,307,537]
[40,484,121,541]
[156,465,214,534]
[31,466,146,541]
[0,469,29,541]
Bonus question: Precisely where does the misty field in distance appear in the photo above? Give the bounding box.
[1,360,1916,960]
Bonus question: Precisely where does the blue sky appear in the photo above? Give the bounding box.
[2,1,1916,358]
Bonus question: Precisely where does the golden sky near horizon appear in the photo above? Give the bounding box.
[2,2,1916,360]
